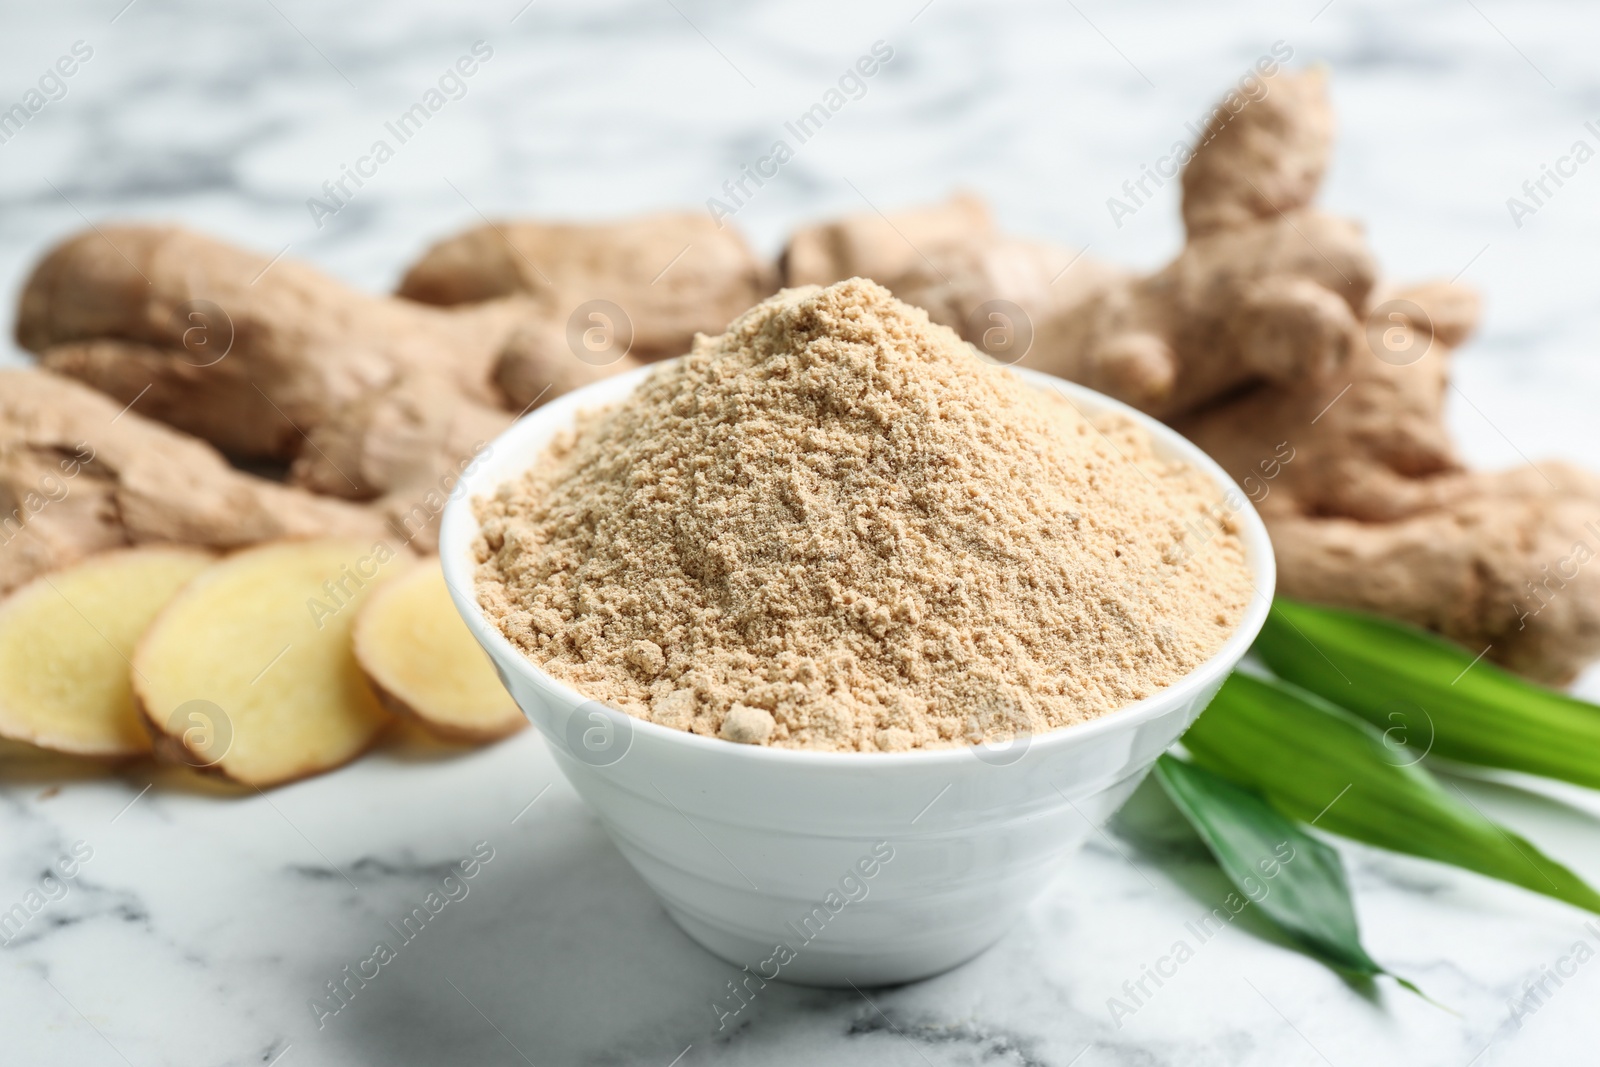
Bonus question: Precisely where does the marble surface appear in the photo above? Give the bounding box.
[3,0,1600,1063]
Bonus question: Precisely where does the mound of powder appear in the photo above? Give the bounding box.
[474,279,1253,752]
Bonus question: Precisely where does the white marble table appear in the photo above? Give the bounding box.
[3,1,1600,1063]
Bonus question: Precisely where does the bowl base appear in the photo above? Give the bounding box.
[662,903,1012,988]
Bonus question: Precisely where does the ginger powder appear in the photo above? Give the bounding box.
[475,279,1252,751]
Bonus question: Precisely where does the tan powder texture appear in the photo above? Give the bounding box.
[474,279,1253,752]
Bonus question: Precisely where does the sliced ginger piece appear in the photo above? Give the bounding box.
[354,562,524,743]
[133,539,400,786]
[0,547,214,757]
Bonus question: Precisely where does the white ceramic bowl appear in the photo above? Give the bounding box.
[440,362,1275,988]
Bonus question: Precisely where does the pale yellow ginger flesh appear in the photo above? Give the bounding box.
[0,547,213,757]
[354,562,525,743]
[133,539,400,785]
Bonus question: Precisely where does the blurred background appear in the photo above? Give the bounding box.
[3,0,1598,472]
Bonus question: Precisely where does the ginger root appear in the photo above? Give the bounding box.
[17,226,525,463]
[1159,75,1600,683]
[783,193,998,291]
[784,194,1130,373]
[1178,283,1600,683]
[13,225,651,547]
[0,369,388,594]
[1261,469,1600,684]
[781,73,1372,419]
[398,211,775,362]
[17,216,771,541]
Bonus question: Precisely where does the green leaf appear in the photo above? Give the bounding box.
[1154,754,1422,992]
[1256,597,1600,790]
[1183,672,1600,915]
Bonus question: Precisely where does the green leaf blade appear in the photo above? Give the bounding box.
[1183,672,1600,915]
[1153,754,1385,979]
[1256,598,1600,789]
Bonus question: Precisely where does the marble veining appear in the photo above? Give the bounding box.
[3,0,1600,1063]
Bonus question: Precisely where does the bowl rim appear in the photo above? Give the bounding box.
[440,359,1276,769]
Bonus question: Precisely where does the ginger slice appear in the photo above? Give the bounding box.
[353,562,524,743]
[0,547,213,757]
[133,539,400,785]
